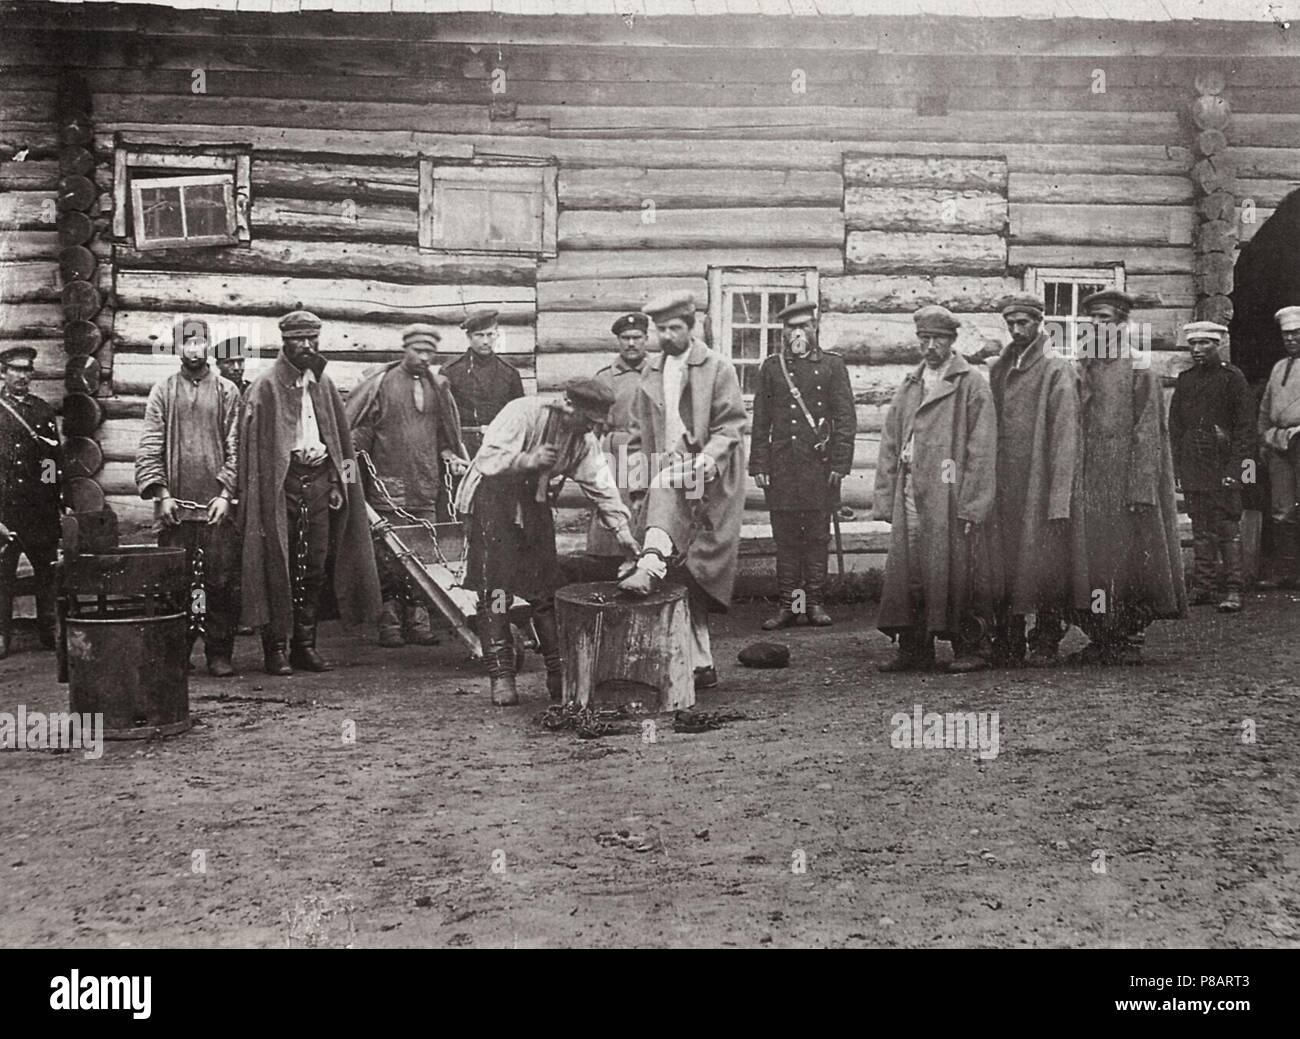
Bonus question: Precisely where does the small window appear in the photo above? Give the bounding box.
[1026,265,1125,359]
[707,268,819,397]
[113,141,250,251]
[419,162,557,256]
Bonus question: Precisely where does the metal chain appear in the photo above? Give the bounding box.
[357,451,464,572]
[190,543,207,640]
[293,492,309,613]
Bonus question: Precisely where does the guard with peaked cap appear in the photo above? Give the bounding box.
[443,308,523,458]
[1169,319,1253,612]
[0,345,61,660]
[749,299,856,629]
[1257,306,1300,589]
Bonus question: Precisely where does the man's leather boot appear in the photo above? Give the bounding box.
[378,599,405,647]
[531,599,564,702]
[878,628,935,672]
[262,628,292,676]
[290,623,332,672]
[483,608,518,706]
[405,603,440,646]
[763,543,800,629]
[804,544,832,626]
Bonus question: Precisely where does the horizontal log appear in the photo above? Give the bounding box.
[1126,274,1197,309]
[1007,244,1194,273]
[558,167,843,209]
[845,231,1006,274]
[112,311,537,361]
[115,271,537,325]
[0,126,59,158]
[97,460,137,498]
[821,314,1010,366]
[1236,178,1300,208]
[1238,208,1276,245]
[0,302,65,338]
[1232,147,1300,180]
[0,159,60,191]
[0,261,61,304]
[251,159,419,202]
[0,90,55,124]
[843,155,1006,191]
[1009,204,1195,246]
[0,190,58,231]
[537,313,663,355]
[95,125,475,162]
[1229,115,1300,149]
[844,187,1006,234]
[1008,173,1194,205]
[821,274,1022,314]
[558,207,844,251]
[537,276,707,314]
[114,240,537,286]
[249,196,417,244]
[538,247,844,281]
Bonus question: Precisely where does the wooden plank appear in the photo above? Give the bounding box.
[843,187,1006,234]
[821,274,1022,314]
[114,240,537,285]
[0,190,58,231]
[1007,244,1194,273]
[1008,172,1194,205]
[845,230,1006,274]
[1009,203,1195,245]
[558,207,843,251]
[115,271,537,325]
[539,246,843,281]
[844,155,1007,191]
[112,311,538,362]
[558,167,843,209]
[537,276,706,313]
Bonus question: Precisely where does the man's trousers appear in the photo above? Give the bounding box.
[1185,489,1244,597]
[283,461,332,636]
[0,532,57,645]
[158,518,241,658]
[769,508,831,609]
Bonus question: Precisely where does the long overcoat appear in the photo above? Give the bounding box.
[239,354,381,636]
[626,338,747,610]
[874,354,1001,637]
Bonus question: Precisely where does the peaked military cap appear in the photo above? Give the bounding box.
[0,345,37,369]
[461,309,499,333]
[611,312,649,336]
[775,300,817,325]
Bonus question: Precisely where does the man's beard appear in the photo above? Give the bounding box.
[661,337,690,356]
[181,355,208,372]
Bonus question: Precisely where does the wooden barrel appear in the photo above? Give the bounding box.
[555,580,694,711]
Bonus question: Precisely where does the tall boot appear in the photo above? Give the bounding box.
[33,568,57,650]
[1189,524,1220,604]
[378,599,405,648]
[531,598,564,702]
[763,539,801,630]
[1218,523,1245,613]
[262,628,292,676]
[482,607,518,706]
[877,628,935,672]
[1260,517,1299,589]
[405,602,440,646]
[289,598,332,672]
[803,535,832,626]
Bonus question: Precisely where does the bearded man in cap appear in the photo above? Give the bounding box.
[347,324,471,648]
[986,294,1089,667]
[587,312,651,568]
[0,345,61,660]
[239,310,381,675]
[1257,306,1300,589]
[874,305,999,673]
[136,318,242,676]
[1069,289,1185,665]
[617,291,748,691]
[1169,321,1254,612]
[455,379,638,706]
[441,309,524,458]
[749,300,856,629]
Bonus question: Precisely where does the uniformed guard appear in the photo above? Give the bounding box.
[1258,306,1300,589]
[1169,320,1254,612]
[0,345,61,659]
[441,309,525,458]
[587,311,650,566]
[748,300,856,629]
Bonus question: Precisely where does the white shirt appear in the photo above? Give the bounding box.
[902,356,953,465]
[662,350,688,452]
[292,368,328,465]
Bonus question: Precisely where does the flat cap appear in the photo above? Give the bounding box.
[564,376,616,424]
[642,291,696,323]
[737,641,791,669]
[913,304,961,335]
[1182,320,1229,342]
[401,323,442,348]
[775,300,817,325]
[1275,306,1300,331]
[278,310,322,335]
[1080,288,1135,314]
[999,293,1045,319]
[460,309,499,333]
[0,345,37,369]
[611,312,649,336]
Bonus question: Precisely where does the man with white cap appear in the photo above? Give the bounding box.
[347,323,471,647]
[1257,305,1300,589]
[1168,320,1254,612]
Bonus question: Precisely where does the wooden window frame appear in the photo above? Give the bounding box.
[112,140,251,249]
[707,267,820,401]
[130,174,237,251]
[1026,265,1126,359]
[418,160,557,257]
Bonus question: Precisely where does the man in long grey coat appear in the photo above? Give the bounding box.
[874,305,1000,673]
[987,293,1090,667]
[617,292,748,691]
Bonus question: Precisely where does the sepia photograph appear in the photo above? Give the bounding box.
[0,0,1295,997]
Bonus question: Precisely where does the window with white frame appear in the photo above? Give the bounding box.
[419,161,557,256]
[1026,266,1126,359]
[113,142,250,251]
[707,268,819,397]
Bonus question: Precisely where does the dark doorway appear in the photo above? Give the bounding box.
[1231,188,1300,385]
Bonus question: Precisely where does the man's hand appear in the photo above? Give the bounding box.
[207,495,231,526]
[159,495,180,526]
[328,487,344,511]
[524,444,558,472]
[443,454,470,476]
[753,472,769,489]
[963,520,976,537]
[615,527,640,556]
[693,453,717,483]
[828,471,845,488]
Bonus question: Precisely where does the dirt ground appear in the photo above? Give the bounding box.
[1,591,1298,949]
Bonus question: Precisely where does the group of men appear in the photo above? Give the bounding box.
[2,282,1297,693]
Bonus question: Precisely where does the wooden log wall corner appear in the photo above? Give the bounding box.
[1188,70,1236,342]
[55,71,109,515]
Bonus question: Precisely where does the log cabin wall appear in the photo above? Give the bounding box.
[4,3,1297,575]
